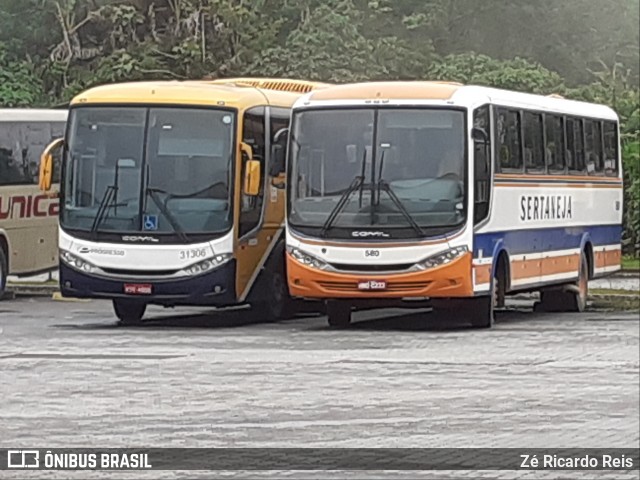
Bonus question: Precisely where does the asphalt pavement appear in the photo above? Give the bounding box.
[0,297,638,479]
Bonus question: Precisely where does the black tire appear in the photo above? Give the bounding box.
[494,259,507,309]
[0,246,7,300]
[432,295,494,328]
[255,270,296,322]
[537,254,588,313]
[326,301,352,328]
[468,295,494,329]
[113,299,146,325]
[466,261,504,328]
[571,255,589,312]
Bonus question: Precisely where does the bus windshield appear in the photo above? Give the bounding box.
[61,107,235,237]
[288,108,467,238]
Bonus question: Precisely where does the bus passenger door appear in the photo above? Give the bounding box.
[235,107,286,301]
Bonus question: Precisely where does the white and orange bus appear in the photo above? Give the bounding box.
[0,109,67,296]
[284,82,622,327]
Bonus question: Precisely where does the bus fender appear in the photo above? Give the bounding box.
[489,240,510,290]
[578,233,594,278]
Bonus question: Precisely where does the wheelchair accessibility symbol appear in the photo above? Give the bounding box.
[143,215,158,231]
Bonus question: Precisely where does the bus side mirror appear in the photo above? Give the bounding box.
[269,144,286,177]
[244,160,261,196]
[240,142,261,196]
[39,138,64,192]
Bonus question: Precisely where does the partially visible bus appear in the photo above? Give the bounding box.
[284,82,622,328]
[0,109,67,297]
[39,78,326,323]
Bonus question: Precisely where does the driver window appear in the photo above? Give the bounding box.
[239,107,266,237]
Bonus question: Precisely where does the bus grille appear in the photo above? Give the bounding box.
[100,268,180,277]
[329,263,414,272]
[317,280,430,293]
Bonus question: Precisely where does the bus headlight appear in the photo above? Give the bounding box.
[184,254,232,276]
[286,246,328,270]
[60,250,96,273]
[413,246,469,271]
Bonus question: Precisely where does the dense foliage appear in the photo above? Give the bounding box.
[1,0,638,253]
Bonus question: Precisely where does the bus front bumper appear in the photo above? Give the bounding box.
[286,252,474,299]
[59,260,237,306]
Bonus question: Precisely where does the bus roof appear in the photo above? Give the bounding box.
[70,78,328,109]
[0,109,68,122]
[297,81,618,120]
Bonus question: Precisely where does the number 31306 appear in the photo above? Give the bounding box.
[180,249,207,260]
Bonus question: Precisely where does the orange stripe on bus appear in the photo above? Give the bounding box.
[474,264,492,285]
[595,249,621,268]
[475,249,620,287]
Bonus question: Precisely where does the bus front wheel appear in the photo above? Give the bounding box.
[113,299,146,325]
[326,301,352,328]
[467,295,494,329]
[254,270,297,322]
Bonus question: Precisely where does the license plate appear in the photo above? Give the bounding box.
[124,284,152,295]
[357,280,387,291]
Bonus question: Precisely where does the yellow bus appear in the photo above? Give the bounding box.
[39,78,326,323]
[1,109,67,297]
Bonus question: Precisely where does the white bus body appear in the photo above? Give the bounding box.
[285,83,622,327]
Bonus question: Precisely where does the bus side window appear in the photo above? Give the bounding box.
[566,117,586,174]
[269,107,290,177]
[496,108,522,172]
[239,107,266,238]
[603,121,619,177]
[523,111,545,173]
[585,119,604,176]
[0,122,29,185]
[545,114,565,173]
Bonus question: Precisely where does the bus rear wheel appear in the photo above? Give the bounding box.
[113,299,146,325]
[326,301,352,328]
[0,247,7,299]
[537,255,589,312]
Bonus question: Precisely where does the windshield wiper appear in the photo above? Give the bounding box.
[145,187,189,243]
[375,149,386,207]
[320,175,364,238]
[376,180,425,237]
[90,185,117,234]
[357,149,367,208]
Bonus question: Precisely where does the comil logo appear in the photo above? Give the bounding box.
[122,236,159,243]
[7,450,40,468]
[351,231,390,238]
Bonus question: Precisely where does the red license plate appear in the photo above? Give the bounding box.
[357,280,387,291]
[124,284,152,295]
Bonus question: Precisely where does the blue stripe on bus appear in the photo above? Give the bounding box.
[473,225,621,258]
